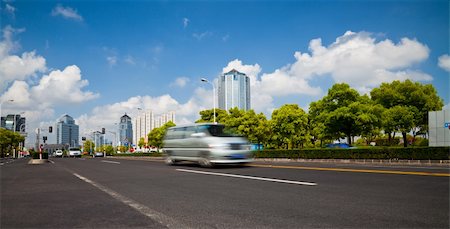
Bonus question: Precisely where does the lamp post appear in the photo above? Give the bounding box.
[201,78,216,124]
[0,99,14,119]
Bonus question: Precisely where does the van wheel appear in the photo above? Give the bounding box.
[199,153,213,168]
[165,156,177,165]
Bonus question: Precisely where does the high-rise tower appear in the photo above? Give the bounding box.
[218,69,250,111]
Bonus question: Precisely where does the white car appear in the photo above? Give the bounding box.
[54,150,63,157]
[68,147,82,157]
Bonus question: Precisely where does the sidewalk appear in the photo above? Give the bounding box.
[254,158,450,167]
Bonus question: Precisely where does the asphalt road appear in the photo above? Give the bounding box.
[1,157,449,228]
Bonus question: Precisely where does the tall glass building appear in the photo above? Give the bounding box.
[56,114,79,147]
[119,114,133,146]
[218,69,251,111]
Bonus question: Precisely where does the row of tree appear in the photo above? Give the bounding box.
[0,128,25,157]
[145,80,443,149]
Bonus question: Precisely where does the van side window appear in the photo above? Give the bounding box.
[184,126,196,138]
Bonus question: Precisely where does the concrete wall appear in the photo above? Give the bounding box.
[429,110,450,147]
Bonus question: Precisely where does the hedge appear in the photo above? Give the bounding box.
[253,147,450,160]
[112,152,163,157]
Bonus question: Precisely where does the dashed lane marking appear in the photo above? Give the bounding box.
[176,169,317,186]
[72,173,185,228]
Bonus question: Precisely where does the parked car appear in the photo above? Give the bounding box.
[54,150,63,157]
[325,143,356,149]
[163,123,252,167]
[94,152,104,157]
[68,147,82,157]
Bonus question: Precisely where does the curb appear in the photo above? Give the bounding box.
[28,159,49,165]
[254,158,450,166]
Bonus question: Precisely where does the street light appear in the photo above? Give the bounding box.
[0,99,14,123]
[201,78,216,124]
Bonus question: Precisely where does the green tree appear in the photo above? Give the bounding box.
[310,83,367,145]
[354,96,384,144]
[371,80,444,138]
[138,137,146,148]
[308,100,332,147]
[383,106,416,147]
[196,108,228,123]
[83,140,95,154]
[148,121,176,148]
[0,128,25,157]
[271,104,308,149]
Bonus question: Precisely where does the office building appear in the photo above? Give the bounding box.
[133,110,175,146]
[93,131,105,149]
[1,114,25,132]
[56,114,79,147]
[119,114,133,146]
[218,69,251,111]
[429,110,450,146]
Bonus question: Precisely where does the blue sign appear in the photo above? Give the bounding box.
[445,122,450,128]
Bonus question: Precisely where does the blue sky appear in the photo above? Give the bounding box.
[0,0,449,145]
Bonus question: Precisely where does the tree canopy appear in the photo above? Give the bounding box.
[194,80,443,148]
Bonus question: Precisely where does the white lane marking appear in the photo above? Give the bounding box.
[72,173,185,228]
[49,160,55,164]
[176,169,317,186]
[101,160,121,164]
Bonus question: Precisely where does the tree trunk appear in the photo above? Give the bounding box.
[402,132,408,147]
[347,133,352,146]
[387,132,392,145]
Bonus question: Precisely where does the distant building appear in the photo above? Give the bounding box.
[56,114,79,147]
[1,114,25,132]
[93,131,104,149]
[119,114,133,146]
[429,110,450,146]
[218,69,251,111]
[133,110,175,147]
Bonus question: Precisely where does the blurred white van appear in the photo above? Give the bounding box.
[163,123,252,167]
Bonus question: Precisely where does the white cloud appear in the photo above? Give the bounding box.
[193,31,212,41]
[75,91,209,141]
[0,26,46,91]
[219,31,432,114]
[107,55,117,66]
[0,26,98,147]
[124,55,136,65]
[5,4,15,17]
[31,65,99,105]
[183,18,189,28]
[438,54,450,72]
[51,4,83,21]
[289,31,431,90]
[171,77,190,88]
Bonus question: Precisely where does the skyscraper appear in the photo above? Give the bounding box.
[218,69,251,111]
[133,110,175,147]
[56,114,79,147]
[1,114,25,132]
[119,114,133,146]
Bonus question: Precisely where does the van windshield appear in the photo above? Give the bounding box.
[199,125,237,137]
[69,148,80,151]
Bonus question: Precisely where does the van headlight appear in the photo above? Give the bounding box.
[208,143,229,149]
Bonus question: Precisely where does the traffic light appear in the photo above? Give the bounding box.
[49,126,53,133]
[82,137,86,141]
[102,128,105,134]
[43,136,47,143]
